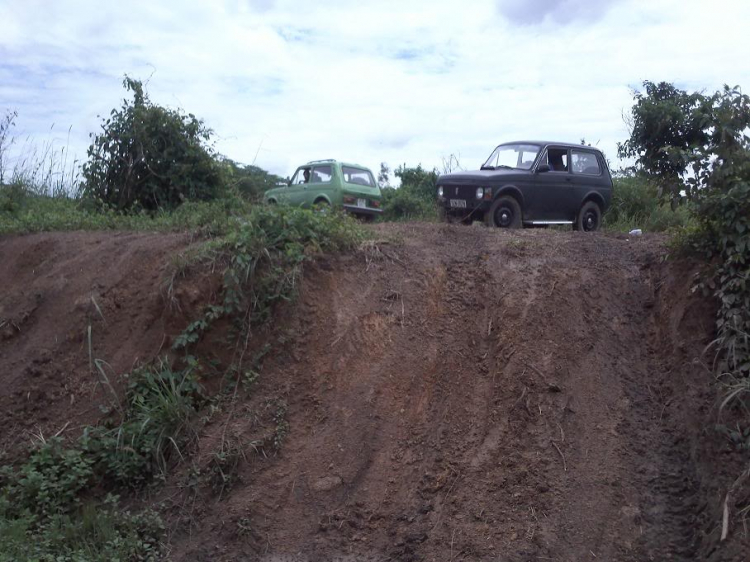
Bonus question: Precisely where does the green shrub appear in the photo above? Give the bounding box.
[1,438,93,518]
[380,165,440,221]
[81,77,224,212]
[380,186,437,221]
[0,440,163,561]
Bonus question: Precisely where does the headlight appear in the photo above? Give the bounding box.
[476,187,484,199]
[437,186,443,197]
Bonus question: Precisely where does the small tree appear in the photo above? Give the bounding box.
[620,81,750,373]
[220,158,284,202]
[81,77,223,211]
[394,164,438,200]
[0,109,17,184]
[377,162,390,189]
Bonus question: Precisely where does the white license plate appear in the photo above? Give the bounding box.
[449,199,467,208]
[357,198,367,208]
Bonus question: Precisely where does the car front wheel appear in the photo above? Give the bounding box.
[575,201,602,232]
[485,196,522,229]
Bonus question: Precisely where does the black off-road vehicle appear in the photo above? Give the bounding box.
[436,141,612,231]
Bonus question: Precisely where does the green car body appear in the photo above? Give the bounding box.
[264,159,383,218]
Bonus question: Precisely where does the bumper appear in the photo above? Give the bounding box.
[343,204,383,216]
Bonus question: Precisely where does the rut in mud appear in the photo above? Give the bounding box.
[0,225,744,561]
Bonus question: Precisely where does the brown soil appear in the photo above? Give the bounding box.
[0,231,192,453]
[1,225,747,561]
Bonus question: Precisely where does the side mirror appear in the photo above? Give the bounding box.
[536,164,551,173]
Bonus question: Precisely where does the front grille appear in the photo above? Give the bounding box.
[443,185,477,200]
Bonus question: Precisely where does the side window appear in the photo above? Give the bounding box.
[546,148,568,172]
[310,165,333,183]
[571,151,601,175]
[291,167,311,185]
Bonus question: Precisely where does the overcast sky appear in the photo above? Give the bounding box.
[1,0,749,181]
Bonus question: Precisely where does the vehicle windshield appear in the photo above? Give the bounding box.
[482,144,541,170]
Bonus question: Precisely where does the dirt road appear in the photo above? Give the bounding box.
[0,224,744,561]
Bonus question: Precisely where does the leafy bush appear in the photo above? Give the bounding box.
[603,173,692,232]
[81,77,223,212]
[380,186,437,221]
[395,164,438,200]
[1,439,93,518]
[0,440,163,561]
[380,164,439,221]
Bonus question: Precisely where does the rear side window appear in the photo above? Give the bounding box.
[310,165,333,183]
[342,166,375,187]
[571,151,601,175]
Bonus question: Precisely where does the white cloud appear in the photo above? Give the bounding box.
[1,0,749,181]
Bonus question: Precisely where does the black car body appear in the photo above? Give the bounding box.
[436,141,613,231]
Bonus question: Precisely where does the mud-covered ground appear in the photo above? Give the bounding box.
[0,224,746,561]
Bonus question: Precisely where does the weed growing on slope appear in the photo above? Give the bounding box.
[0,358,204,560]
[81,358,202,486]
[172,205,365,356]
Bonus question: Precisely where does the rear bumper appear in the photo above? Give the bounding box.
[343,204,383,216]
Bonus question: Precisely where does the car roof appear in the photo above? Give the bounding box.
[303,159,372,170]
[501,141,604,152]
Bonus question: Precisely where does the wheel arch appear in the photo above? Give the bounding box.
[494,185,525,209]
[313,194,333,206]
[579,191,605,211]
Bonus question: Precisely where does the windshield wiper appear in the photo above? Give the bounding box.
[480,165,494,170]
[494,165,512,169]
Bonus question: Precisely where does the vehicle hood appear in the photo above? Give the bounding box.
[437,168,530,185]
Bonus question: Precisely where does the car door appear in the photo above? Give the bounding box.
[304,164,335,207]
[287,166,310,206]
[531,147,574,221]
[569,149,606,212]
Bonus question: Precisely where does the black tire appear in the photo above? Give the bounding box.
[485,196,522,228]
[267,199,277,205]
[575,201,602,232]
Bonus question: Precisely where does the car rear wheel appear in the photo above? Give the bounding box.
[485,196,522,229]
[575,201,602,232]
[313,199,330,215]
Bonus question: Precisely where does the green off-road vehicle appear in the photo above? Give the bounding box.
[264,159,383,220]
